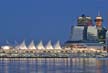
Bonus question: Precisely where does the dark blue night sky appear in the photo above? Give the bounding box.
[0,0,108,45]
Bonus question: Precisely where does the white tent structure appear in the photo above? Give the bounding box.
[45,40,53,49]
[19,40,28,49]
[28,40,36,49]
[15,44,20,49]
[1,45,12,50]
[54,41,62,49]
[1,40,12,50]
[14,41,20,49]
[36,41,45,50]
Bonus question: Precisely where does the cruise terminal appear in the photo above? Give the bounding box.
[0,13,108,58]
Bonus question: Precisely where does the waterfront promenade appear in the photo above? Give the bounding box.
[0,48,108,58]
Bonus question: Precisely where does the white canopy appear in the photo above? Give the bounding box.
[19,40,28,49]
[14,41,21,49]
[1,45,12,50]
[15,45,20,49]
[36,40,45,49]
[45,40,53,49]
[54,41,62,49]
[28,40,36,49]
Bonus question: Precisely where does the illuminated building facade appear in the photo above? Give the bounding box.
[67,13,108,48]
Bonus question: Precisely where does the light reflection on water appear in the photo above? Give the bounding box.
[0,58,108,73]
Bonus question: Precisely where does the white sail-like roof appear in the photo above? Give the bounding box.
[1,40,12,50]
[45,40,53,49]
[15,45,20,49]
[14,41,20,49]
[54,41,62,49]
[1,45,12,50]
[19,40,28,49]
[36,41,45,49]
[28,40,36,49]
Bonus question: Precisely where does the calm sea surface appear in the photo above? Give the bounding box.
[0,58,108,73]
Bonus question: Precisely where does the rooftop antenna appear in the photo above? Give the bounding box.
[98,11,101,16]
[80,7,84,15]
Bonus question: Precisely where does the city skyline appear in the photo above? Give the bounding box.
[0,0,108,45]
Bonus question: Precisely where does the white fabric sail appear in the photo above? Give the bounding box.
[36,40,45,49]
[1,40,12,50]
[28,40,36,49]
[19,40,28,49]
[45,40,53,49]
[14,41,20,49]
[1,45,11,50]
[15,45,20,49]
[54,41,62,49]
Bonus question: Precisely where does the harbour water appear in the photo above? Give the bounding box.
[0,58,108,73]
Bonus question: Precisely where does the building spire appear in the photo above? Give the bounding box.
[95,11,103,28]
[98,11,101,16]
[95,11,102,20]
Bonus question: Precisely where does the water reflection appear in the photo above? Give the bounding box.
[0,58,108,73]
